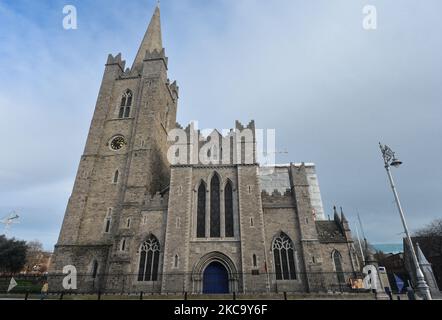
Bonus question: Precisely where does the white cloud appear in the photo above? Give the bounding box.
[1,0,441,249]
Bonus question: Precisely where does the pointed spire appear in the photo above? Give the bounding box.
[416,243,430,266]
[132,4,163,69]
[333,206,340,221]
[340,207,348,223]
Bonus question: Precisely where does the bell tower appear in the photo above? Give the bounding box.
[51,4,178,291]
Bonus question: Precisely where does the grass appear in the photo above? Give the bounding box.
[0,278,44,294]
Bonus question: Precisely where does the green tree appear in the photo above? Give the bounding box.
[0,235,27,274]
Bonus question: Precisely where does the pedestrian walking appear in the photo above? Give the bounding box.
[40,281,49,300]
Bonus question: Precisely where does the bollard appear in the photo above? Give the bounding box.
[140,291,144,301]
[397,295,401,301]
[284,292,287,300]
[233,292,236,301]
[184,292,188,301]
[97,291,102,300]
[406,288,416,301]
[24,291,29,301]
[60,292,64,300]
[385,288,393,300]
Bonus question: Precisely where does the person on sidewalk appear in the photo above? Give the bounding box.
[40,281,49,300]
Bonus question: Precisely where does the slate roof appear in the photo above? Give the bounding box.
[316,221,347,243]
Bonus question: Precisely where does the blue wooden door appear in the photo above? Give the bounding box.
[203,262,229,294]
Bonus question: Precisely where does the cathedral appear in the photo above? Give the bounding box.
[50,5,360,294]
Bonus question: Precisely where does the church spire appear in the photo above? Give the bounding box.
[132,4,163,69]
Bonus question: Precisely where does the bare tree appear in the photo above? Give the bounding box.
[24,240,44,273]
[413,219,442,266]
[27,240,43,252]
[414,219,442,237]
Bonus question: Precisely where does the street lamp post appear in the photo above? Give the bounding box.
[379,143,432,300]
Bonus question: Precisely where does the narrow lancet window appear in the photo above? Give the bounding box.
[119,90,133,119]
[333,251,345,284]
[113,170,119,183]
[197,182,206,238]
[210,174,221,238]
[225,180,234,237]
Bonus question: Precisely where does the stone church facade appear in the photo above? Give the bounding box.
[50,5,360,294]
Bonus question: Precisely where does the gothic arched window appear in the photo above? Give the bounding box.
[138,235,160,282]
[333,250,345,284]
[119,90,133,119]
[225,180,234,237]
[272,232,297,280]
[210,173,221,238]
[197,182,206,238]
[92,260,99,279]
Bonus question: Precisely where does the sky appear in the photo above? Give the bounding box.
[0,0,441,251]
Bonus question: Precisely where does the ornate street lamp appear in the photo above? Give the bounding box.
[379,143,431,300]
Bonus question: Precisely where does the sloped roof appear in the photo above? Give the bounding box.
[316,221,347,243]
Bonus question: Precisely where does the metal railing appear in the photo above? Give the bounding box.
[0,271,372,297]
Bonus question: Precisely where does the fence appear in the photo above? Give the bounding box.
[385,272,411,294]
[0,271,375,297]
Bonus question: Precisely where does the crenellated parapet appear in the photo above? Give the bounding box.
[235,120,256,132]
[144,48,169,66]
[119,66,141,79]
[106,53,126,71]
[144,191,169,210]
[261,189,295,208]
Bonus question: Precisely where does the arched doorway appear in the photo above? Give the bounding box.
[192,251,239,294]
[203,262,229,294]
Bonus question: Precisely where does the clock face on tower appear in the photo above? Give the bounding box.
[110,136,127,151]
